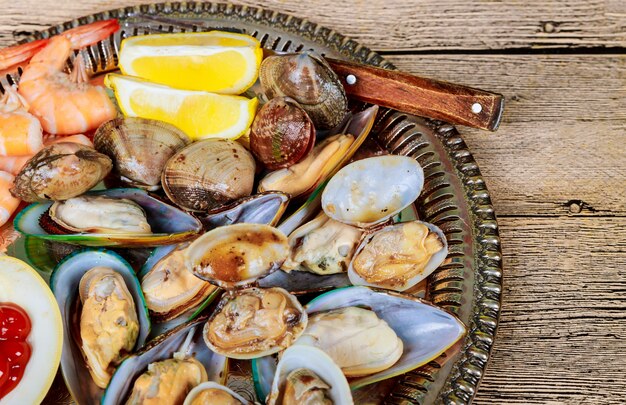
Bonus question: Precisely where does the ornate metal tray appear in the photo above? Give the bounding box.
[4,2,502,404]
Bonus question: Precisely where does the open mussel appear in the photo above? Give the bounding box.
[14,188,202,247]
[162,139,256,212]
[94,117,190,190]
[259,52,347,130]
[50,250,151,404]
[249,96,315,170]
[203,287,307,359]
[11,142,112,202]
[198,192,289,230]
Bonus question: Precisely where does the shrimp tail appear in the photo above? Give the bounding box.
[64,19,120,49]
[0,39,49,75]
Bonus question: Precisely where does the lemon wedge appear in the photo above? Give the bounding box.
[105,74,258,141]
[118,31,262,94]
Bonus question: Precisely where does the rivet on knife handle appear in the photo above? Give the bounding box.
[327,58,505,132]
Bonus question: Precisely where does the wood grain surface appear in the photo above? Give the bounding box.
[1,1,625,404]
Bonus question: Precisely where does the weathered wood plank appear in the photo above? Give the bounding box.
[385,54,626,217]
[0,0,625,50]
[475,217,626,404]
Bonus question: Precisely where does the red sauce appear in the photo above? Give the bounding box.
[0,303,32,399]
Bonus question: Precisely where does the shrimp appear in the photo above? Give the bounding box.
[18,19,120,135]
[0,85,43,156]
[0,39,48,77]
[0,171,20,226]
[0,134,93,174]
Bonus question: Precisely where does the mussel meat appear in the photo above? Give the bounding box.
[162,139,256,212]
[259,52,347,129]
[203,287,307,359]
[94,117,190,190]
[348,221,448,292]
[41,195,152,235]
[184,382,251,405]
[282,213,362,275]
[79,266,140,388]
[11,142,112,202]
[249,96,315,170]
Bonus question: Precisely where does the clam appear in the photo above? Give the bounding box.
[249,96,315,170]
[348,221,448,292]
[265,345,353,405]
[94,117,190,190]
[282,212,362,275]
[11,142,112,202]
[254,286,466,392]
[258,134,354,199]
[50,250,151,404]
[41,195,152,235]
[185,223,289,289]
[184,382,252,405]
[203,287,307,359]
[140,243,218,323]
[14,188,202,247]
[321,155,424,228]
[102,318,227,405]
[162,139,256,212]
[259,52,347,130]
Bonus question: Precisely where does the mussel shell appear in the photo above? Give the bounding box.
[50,249,151,405]
[14,188,203,247]
[94,117,190,189]
[259,52,348,130]
[249,97,315,170]
[348,221,448,292]
[321,155,424,228]
[162,139,256,212]
[102,316,227,405]
[253,286,466,392]
[198,192,290,230]
[11,142,112,202]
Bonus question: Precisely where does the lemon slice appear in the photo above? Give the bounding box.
[105,74,258,141]
[119,31,262,94]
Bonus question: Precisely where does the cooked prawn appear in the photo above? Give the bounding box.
[18,19,120,134]
[0,134,93,174]
[0,39,48,77]
[0,85,43,156]
[0,171,20,226]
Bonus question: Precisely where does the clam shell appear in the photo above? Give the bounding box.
[162,139,256,212]
[50,249,151,405]
[14,188,202,247]
[203,287,307,360]
[259,52,347,130]
[102,317,227,405]
[185,223,289,289]
[249,96,315,170]
[11,142,112,202]
[321,155,424,228]
[184,382,253,405]
[94,117,190,190]
[253,286,465,392]
[348,221,448,292]
[265,345,353,405]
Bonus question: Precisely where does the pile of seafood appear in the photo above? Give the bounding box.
[0,19,466,405]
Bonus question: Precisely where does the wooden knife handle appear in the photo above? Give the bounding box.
[327,58,505,131]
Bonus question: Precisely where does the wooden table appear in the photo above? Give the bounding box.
[1,1,624,403]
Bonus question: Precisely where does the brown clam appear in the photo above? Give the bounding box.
[11,142,112,202]
[249,97,315,170]
[259,52,348,130]
[94,117,190,190]
[162,139,256,212]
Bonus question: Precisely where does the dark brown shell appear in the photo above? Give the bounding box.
[11,143,112,202]
[161,139,256,212]
[94,117,190,189]
[259,52,348,130]
[250,97,316,170]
